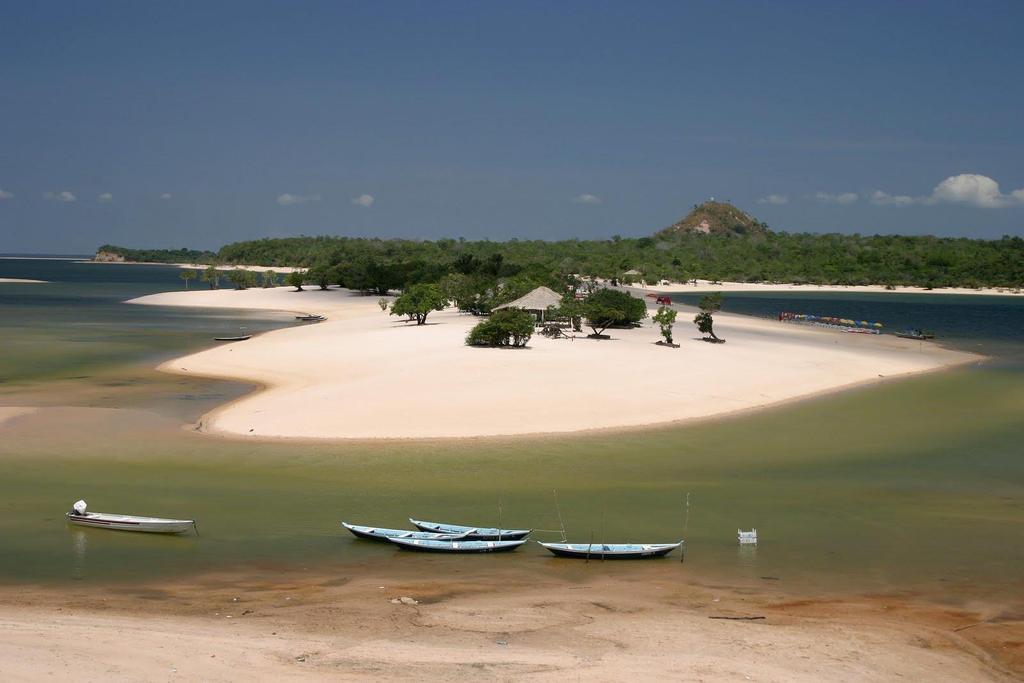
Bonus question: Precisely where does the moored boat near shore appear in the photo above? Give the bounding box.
[538,541,682,559]
[410,518,531,541]
[65,500,196,534]
[341,522,469,541]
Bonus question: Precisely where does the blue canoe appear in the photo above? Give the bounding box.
[388,537,527,553]
[409,518,531,541]
[341,522,469,542]
[538,541,682,559]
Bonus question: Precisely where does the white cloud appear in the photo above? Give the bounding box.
[0,188,13,200]
[277,193,321,206]
[756,194,789,205]
[869,190,915,207]
[926,173,1020,208]
[97,193,113,203]
[352,194,374,207]
[43,191,76,202]
[160,193,172,200]
[814,191,858,205]
[571,193,602,205]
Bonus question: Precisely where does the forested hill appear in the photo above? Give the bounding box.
[95,204,1024,290]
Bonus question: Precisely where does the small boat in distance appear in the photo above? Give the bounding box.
[896,329,934,340]
[213,335,252,342]
[538,541,682,559]
[409,518,531,541]
[387,537,526,553]
[65,500,196,534]
[341,522,470,542]
[296,314,325,322]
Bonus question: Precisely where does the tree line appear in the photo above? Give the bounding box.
[98,231,1024,291]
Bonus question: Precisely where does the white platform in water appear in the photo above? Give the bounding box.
[738,528,758,545]
[66,511,195,534]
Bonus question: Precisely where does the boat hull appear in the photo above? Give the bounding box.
[409,518,530,541]
[538,542,681,559]
[66,512,195,534]
[341,522,468,542]
[388,538,526,553]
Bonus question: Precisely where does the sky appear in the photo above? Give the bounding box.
[1,1,1023,254]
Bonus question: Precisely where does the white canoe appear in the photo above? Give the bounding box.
[66,511,196,534]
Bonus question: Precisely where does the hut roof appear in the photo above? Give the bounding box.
[492,286,563,312]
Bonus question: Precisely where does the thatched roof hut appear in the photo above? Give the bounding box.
[492,286,563,321]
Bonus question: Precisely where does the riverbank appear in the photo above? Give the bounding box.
[638,279,1023,297]
[127,287,978,440]
[0,566,1018,682]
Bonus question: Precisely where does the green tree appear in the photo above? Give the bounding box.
[390,283,447,325]
[377,298,389,312]
[261,270,279,288]
[309,265,332,290]
[581,288,647,338]
[694,292,723,342]
[179,268,197,290]
[227,269,254,290]
[202,265,220,289]
[287,270,306,291]
[652,305,677,345]
[466,309,535,347]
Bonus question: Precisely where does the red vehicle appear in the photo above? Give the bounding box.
[655,295,672,305]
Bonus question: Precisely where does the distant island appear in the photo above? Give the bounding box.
[96,202,1024,291]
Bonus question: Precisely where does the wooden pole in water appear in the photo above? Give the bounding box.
[497,496,503,542]
[680,492,690,563]
[600,506,606,561]
[587,530,593,564]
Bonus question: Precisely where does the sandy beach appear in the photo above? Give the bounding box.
[128,286,978,440]
[0,278,47,283]
[634,279,1023,297]
[1,568,1018,682]
[81,260,303,273]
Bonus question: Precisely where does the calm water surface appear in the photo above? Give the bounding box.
[1,260,1022,607]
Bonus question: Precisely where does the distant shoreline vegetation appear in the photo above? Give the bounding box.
[95,203,1024,290]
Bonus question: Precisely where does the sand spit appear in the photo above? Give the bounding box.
[0,278,47,284]
[127,287,977,440]
[80,260,303,273]
[0,572,1017,682]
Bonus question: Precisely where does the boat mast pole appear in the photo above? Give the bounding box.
[553,489,567,543]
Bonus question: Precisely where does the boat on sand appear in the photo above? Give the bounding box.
[65,500,196,534]
[341,522,469,542]
[409,518,531,541]
[538,541,682,559]
[387,537,526,553]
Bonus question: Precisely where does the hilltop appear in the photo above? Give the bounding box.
[657,201,770,237]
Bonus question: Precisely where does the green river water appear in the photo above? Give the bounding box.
[1,259,1022,608]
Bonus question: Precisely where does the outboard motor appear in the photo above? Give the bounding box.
[72,499,87,516]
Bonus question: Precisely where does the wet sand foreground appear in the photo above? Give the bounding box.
[1,565,1021,682]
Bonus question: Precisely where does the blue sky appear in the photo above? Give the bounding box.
[1,1,1022,253]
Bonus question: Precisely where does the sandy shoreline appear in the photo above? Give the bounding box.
[0,278,47,284]
[127,286,978,440]
[81,259,303,273]
[636,279,1023,297]
[0,568,1018,681]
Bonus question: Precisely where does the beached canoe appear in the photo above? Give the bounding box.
[538,541,682,559]
[66,511,196,534]
[387,537,526,553]
[341,522,469,542]
[213,335,251,341]
[409,518,531,541]
[295,314,325,321]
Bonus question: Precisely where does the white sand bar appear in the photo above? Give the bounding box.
[129,287,977,440]
[0,278,47,283]
[633,279,1022,296]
